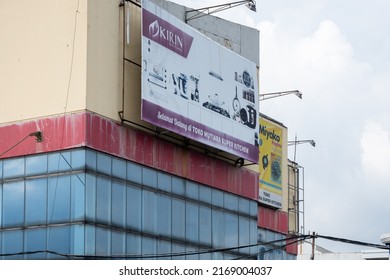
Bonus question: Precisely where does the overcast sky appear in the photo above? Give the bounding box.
[173,0,390,253]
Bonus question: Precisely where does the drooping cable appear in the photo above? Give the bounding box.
[0,235,312,260]
[0,131,42,158]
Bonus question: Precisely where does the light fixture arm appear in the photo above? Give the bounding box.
[259,90,302,101]
[288,137,315,163]
[288,140,316,147]
[185,0,256,22]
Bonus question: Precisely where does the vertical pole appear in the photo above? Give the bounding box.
[293,134,297,162]
[310,232,316,260]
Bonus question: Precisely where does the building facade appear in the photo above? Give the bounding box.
[0,0,298,260]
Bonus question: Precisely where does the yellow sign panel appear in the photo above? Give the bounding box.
[259,118,283,208]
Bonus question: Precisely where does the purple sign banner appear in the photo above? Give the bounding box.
[142,100,258,162]
[143,9,193,58]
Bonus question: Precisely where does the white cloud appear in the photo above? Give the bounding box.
[176,0,390,251]
[361,121,390,182]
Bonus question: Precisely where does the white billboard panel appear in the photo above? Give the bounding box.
[141,1,259,163]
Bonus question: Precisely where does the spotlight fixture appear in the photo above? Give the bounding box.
[29,131,43,142]
[246,1,256,12]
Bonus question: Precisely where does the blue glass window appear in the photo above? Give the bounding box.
[249,220,258,256]
[70,149,86,170]
[238,197,250,215]
[224,213,238,248]
[3,157,24,179]
[142,236,156,259]
[0,184,2,227]
[127,161,142,184]
[48,152,71,173]
[199,185,212,204]
[157,239,171,260]
[199,205,212,245]
[186,181,199,200]
[0,160,3,178]
[48,176,71,223]
[71,174,85,221]
[212,210,223,248]
[111,230,126,257]
[86,174,96,221]
[85,225,96,256]
[25,178,47,226]
[157,194,171,236]
[96,227,110,256]
[126,233,141,258]
[212,189,224,208]
[126,185,141,231]
[26,154,48,176]
[142,190,157,234]
[238,217,250,255]
[86,149,97,171]
[2,230,23,260]
[48,226,70,259]
[112,157,126,180]
[224,193,238,212]
[71,224,85,256]
[71,149,86,170]
[186,201,199,243]
[25,228,47,259]
[157,172,171,192]
[112,182,126,227]
[249,201,257,217]
[142,167,157,188]
[172,177,185,196]
[97,153,112,175]
[96,177,111,224]
[2,181,24,227]
[171,198,185,239]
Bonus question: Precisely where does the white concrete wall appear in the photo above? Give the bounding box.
[0,0,88,124]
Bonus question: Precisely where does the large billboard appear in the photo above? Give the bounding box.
[141,1,259,163]
[259,118,284,208]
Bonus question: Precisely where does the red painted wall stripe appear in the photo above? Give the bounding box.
[0,112,86,159]
[0,111,258,200]
[258,205,289,233]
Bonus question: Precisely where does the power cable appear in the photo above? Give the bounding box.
[0,235,312,259]
[2,233,388,259]
[314,233,389,250]
[0,131,42,158]
[234,234,309,260]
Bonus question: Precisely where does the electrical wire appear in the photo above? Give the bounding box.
[234,235,309,260]
[47,0,82,253]
[0,135,31,157]
[0,132,42,157]
[1,233,388,259]
[0,235,312,259]
[315,233,389,250]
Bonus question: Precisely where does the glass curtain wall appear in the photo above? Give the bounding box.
[0,148,258,260]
